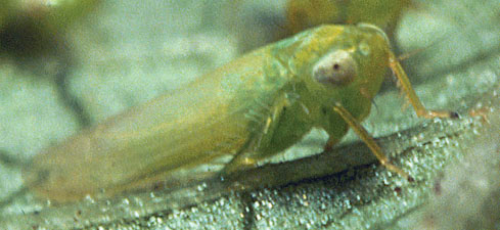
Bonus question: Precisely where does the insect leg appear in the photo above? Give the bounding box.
[223,94,289,175]
[323,137,339,152]
[222,138,259,175]
[332,103,412,180]
[222,113,279,175]
[388,52,459,119]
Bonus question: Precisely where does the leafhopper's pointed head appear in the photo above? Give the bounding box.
[288,24,392,102]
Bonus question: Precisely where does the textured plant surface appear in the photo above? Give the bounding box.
[0,0,499,229]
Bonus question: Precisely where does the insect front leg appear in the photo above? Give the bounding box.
[322,115,349,152]
[332,102,412,180]
[222,92,312,175]
[222,95,289,175]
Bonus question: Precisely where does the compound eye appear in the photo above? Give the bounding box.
[313,50,358,87]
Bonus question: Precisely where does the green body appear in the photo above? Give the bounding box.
[227,24,390,170]
[25,24,391,202]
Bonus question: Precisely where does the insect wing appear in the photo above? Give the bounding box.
[24,47,287,202]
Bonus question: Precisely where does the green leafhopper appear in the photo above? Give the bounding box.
[23,23,456,203]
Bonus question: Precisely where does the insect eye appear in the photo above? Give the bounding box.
[313,50,358,87]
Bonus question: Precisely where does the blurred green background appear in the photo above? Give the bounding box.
[0,0,499,229]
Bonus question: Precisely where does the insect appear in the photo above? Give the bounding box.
[23,23,455,203]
